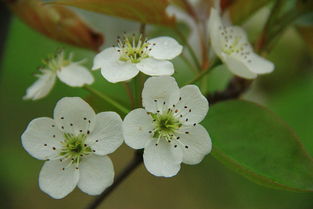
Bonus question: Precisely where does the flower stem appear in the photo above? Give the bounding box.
[123,82,135,109]
[85,151,143,209]
[83,86,129,115]
[185,59,222,85]
[174,26,202,72]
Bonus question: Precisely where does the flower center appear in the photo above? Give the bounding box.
[219,26,252,63]
[59,133,92,163]
[115,34,153,63]
[151,110,182,140]
[42,49,71,72]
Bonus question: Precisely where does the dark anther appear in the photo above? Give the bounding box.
[44,144,47,146]
[185,131,189,134]
[185,145,189,149]
[61,117,64,119]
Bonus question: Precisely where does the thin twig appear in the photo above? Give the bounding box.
[123,82,135,109]
[85,151,143,209]
[83,86,129,115]
[174,26,202,71]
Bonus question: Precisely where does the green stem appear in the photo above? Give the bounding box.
[185,60,222,85]
[255,0,283,53]
[83,86,129,115]
[174,26,201,72]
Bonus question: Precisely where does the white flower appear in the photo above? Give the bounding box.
[21,97,123,199]
[24,50,94,100]
[123,76,212,177]
[92,35,183,83]
[208,8,274,79]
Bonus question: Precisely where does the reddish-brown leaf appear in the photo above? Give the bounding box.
[7,0,104,51]
[50,0,175,25]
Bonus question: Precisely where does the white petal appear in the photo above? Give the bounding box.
[92,47,119,70]
[100,61,139,83]
[21,117,64,160]
[78,155,114,195]
[86,112,123,155]
[208,8,224,56]
[148,36,183,60]
[53,97,96,135]
[143,139,183,177]
[123,108,154,149]
[222,55,258,79]
[93,47,139,83]
[243,53,274,74]
[136,58,174,76]
[39,160,79,199]
[23,70,56,100]
[177,124,212,165]
[57,63,94,87]
[142,76,180,113]
[175,85,209,125]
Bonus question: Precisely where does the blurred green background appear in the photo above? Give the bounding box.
[1,7,313,209]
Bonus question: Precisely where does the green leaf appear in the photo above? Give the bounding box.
[50,0,175,26]
[203,100,313,192]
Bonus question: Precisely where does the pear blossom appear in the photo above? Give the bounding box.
[21,97,123,199]
[92,35,183,83]
[24,50,94,100]
[123,76,212,177]
[208,8,274,79]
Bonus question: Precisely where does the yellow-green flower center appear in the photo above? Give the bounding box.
[116,34,152,63]
[42,49,71,72]
[60,133,92,163]
[151,110,182,140]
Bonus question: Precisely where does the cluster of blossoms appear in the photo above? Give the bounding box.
[22,7,274,199]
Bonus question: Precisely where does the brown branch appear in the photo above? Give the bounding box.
[207,77,252,105]
[85,151,143,209]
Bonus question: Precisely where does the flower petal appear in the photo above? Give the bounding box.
[123,108,154,149]
[93,47,139,83]
[242,53,274,74]
[57,63,94,87]
[142,76,180,113]
[92,47,119,70]
[39,160,79,199]
[78,155,114,195]
[222,55,257,79]
[21,117,64,160]
[23,70,56,100]
[148,36,183,60]
[136,58,174,76]
[208,8,224,56]
[53,97,96,135]
[143,139,183,177]
[100,61,139,83]
[86,112,123,155]
[177,124,211,165]
[175,85,209,125]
